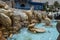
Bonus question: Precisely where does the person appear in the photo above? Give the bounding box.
[0,31,7,40]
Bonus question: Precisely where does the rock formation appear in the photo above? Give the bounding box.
[0,1,21,38]
[0,1,51,39]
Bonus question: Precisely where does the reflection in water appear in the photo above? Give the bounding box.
[57,35,60,40]
[56,22,60,40]
[8,21,59,40]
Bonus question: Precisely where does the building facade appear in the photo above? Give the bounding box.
[1,0,44,10]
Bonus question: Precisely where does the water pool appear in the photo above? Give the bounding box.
[8,21,59,40]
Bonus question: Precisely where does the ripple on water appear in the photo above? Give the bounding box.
[8,21,59,40]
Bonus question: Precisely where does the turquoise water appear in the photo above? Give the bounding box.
[8,21,59,40]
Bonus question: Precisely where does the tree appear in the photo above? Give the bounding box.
[54,1,59,8]
[49,5,54,12]
[43,2,49,11]
[44,2,49,9]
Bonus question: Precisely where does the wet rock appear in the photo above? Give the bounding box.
[33,11,41,22]
[28,23,35,28]
[28,23,35,33]
[23,9,41,23]
[0,31,7,40]
[44,17,51,26]
[11,15,22,33]
[11,15,21,25]
[0,24,8,38]
[0,1,9,9]
[23,20,30,27]
[9,34,13,38]
[3,31,9,38]
[14,10,28,21]
[0,8,14,17]
[29,28,46,33]
[0,2,14,37]
[23,8,34,22]
[31,19,39,24]
[0,26,6,31]
[28,23,45,33]
[0,13,12,27]
[0,1,15,39]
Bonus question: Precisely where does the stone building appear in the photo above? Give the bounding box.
[0,0,15,7]
[1,0,44,10]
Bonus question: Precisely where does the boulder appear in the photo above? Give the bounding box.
[31,19,39,24]
[0,1,9,9]
[23,9,34,22]
[11,15,21,24]
[3,31,9,38]
[9,34,13,38]
[28,23,35,28]
[28,23,45,33]
[0,31,7,40]
[34,11,42,19]
[29,28,46,33]
[44,17,51,26]
[0,8,13,17]
[0,13,12,27]
[23,20,30,27]
[11,15,22,33]
[14,10,28,21]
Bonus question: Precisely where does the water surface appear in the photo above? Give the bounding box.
[8,21,59,40]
